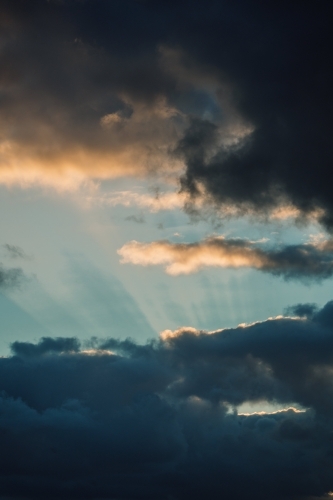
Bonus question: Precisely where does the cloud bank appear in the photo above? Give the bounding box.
[118,236,333,280]
[2,302,333,498]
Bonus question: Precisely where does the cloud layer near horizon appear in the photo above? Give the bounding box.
[2,301,333,498]
[118,236,333,280]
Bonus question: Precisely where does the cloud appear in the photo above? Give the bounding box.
[125,214,146,223]
[2,302,333,498]
[0,0,331,231]
[118,236,333,280]
[0,2,186,190]
[0,263,26,290]
[92,189,187,212]
[10,337,80,358]
[2,244,31,260]
[172,0,333,229]
[284,303,319,319]
[87,187,324,226]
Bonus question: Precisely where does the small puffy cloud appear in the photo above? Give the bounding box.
[118,236,333,280]
[284,303,319,319]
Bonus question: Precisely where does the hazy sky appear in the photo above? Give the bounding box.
[1,1,333,499]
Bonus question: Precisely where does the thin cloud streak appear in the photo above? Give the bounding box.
[118,236,333,280]
[91,189,187,212]
[89,188,324,225]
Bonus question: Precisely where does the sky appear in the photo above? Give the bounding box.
[1,1,333,498]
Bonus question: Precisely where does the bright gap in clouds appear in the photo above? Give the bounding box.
[1,178,333,357]
[235,401,306,416]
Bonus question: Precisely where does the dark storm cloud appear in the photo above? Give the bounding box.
[2,301,333,498]
[174,1,333,229]
[0,0,332,227]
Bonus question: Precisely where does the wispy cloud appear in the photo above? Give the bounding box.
[87,189,187,212]
[125,214,146,224]
[0,263,26,290]
[2,244,32,260]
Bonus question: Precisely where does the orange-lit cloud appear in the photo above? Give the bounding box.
[117,237,271,275]
[118,236,333,280]
[0,5,251,195]
[0,96,184,190]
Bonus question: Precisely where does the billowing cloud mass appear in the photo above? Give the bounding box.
[2,301,333,498]
[118,236,333,280]
[0,0,332,229]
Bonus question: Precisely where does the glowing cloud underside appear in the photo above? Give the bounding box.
[118,236,333,280]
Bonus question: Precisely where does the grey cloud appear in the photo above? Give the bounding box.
[10,337,80,358]
[2,244,31,260]
[2,302,333,498]
[284,303,319,319]
[0,263,26,290]
[125,214,146,223]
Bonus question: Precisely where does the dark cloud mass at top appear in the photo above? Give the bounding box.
[0,0,332,225]
[174,3,333,228]
[2,302,333,498]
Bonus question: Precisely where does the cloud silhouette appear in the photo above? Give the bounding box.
[1,302,333,498]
